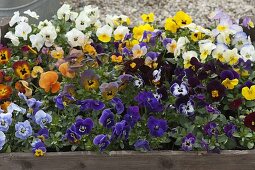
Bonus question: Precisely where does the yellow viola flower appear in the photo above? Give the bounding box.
[113,26,129,41]
[34,149,45,157]
[164,17,179,33]
[12,61,31,79]
[242,85,255,100]
[125,40,139,49]
[133,24,154,41]
[199,41,216,62]
[100,82,118,100]
[80,70,100,91]
[111,54,123,63]
[96,25,113,43]
[83,44,97,57]
[191,32,204,42]
[173,11,192,27]
[50,47,64,59]
[223,48,240,65]
[141,13,155,23]
[212,44,228,63]
[0,46,11,64]
[222,78,238,89]
[31,66,44,78]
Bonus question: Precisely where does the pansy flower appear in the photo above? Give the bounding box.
[134,139,150,151]
[59,62,76,78]
[229,98,243,110]
[34,110,52,128]
[80,70,100,91]
[35,128,49,142]
[124,106,140,128]
[0,84,12,100]
[164,17,179,33]
[31,66,44,78]
[65,125,81,143]
[141,13,154,23]
[0,113,12,132]
[220,70,239,89]
[204,122,218,137]
[77,99,105,111]
[15,80,32,97]
[117,74,133,91]
[93,134,110,151]
[54,92,75,110]
[124,58,144,73]
[96,25,113,43]
[100,82,118,100]
[170,82,189,97]
[15,120,33,140]
[147,116,168,137]
[132,44,147,58]
[12,61,30,79]
[224,123,237,137]
[111,53,123,63]
[144,52,159,69]
[32,140,46,157]
[244,112,255,131]
[74,118,94,136]
[111,120,130,140]
[110,98,124,114]
[50,47,64,59]
[0,45,11,64]
[163,38,177,53]
[0,131,6,150]
[39,71,60,93]
[173,11,192,27]
[182,133,196,151]
[207,80,226,101]
[242,17,254,29]
[175,97,195,116]
[99,109,115,128]
[241,81,255,100]
[223,48,240,65]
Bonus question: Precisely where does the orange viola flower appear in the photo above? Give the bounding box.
[0,46,11,64]
[59,62,76,78]
[39,71,60,93]
[0,101,11,113]
[111,54,123,63]
[12,61,31,79]
[15,80,32,97]
[0,84,12,100]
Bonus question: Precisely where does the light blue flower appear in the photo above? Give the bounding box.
[34,110,52,128]
[0,131,6,150]
[231,32,250,50]
[0,113,12,132]
[7,103,26,115]
[15,120,33,140]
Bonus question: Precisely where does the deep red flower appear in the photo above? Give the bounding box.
[229,98,243,110]
[244,112,255,131]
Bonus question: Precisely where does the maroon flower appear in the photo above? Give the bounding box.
[244,112,255,131]
[229,98,243,110]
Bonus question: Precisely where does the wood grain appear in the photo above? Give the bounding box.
[0,17,10,45]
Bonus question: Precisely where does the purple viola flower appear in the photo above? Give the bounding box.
[110,98,124,114]
[32,139,46,157]
[74,118,94,136]
[170,82,189,97]
[147,116,168,137]
[65,125,81,143]
[201,138,209,151]
[76,99,105,111]
[207,80,226,101]
[93,134,110,151]
[99,109,115,128]
[242,17,254,29]
[204,122,218,137]
[162,38,172,48]
[206,104,221,114]
[34,110,52,128]
[224,123,237,138]
[134,91,163,113]
[0,113,12,132]
[18,92,42,114]
[90,100,105,111]
[0,131,6,150]
[175,97,195,116]
[15,120,33,140]
[144,51,159,68]
[124,106,140,128]
[35,128,49,142]
[54,93,75,110]
[182,133,196,151]
[111,120,130,141]
[134,139,150,151]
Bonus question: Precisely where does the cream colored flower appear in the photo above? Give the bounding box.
[113,26,129,41]
[96,25,113,43]
[15,22,32,40]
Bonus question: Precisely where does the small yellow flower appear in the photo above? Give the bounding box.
[242,85,255,100]
[111,55,123,63]
[223,48,240,65]
[31,66,44,78]
[125,40,139,49]
[96,25,113,43]
[50,47,64,59]
[133,24,154,40]
[222,78,238,89]
[141,13,155,23]
[164,17,179,33]
[173,11,192,27]
[191,32,204,42]
[34,149,45,157]
[83,44,97,57]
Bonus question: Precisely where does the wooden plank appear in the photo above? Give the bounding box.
[0,17,10,45]
[0,150,255,170]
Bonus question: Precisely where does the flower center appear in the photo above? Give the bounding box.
[211,90,219,98]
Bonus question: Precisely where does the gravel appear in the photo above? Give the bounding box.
[60,0,255,26]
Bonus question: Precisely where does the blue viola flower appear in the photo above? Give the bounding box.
[76,99,105,111]
[90,100,105,111]
[224,123,237,138]
[206,104,221,114]
[35,128,49,142]
[32,139,46,157]
[74,118,94,135]
[93,134,110,151]
[54,92,75,110]
[65,125,81,143]
[182,133,196,151]
[0,131,6,150]
[15,120,33,140]
[124,106,140,127]
[134,139,150,151]
[175,97,195,116]
[111,120,130,140]
[170,82,189,97]
[18,92,42,114]
[147,116,168,137]
[99,109,115,128]
[110,97,124,114]
[34,110,52,128]
[0,113,12,132]
[204,122,218,137]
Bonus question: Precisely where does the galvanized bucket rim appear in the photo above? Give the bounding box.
[0,0,47,11]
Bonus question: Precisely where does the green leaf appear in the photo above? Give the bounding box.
[247,142,254,149]
[246,101,255,108]
[71,145,78,151]
[218,135,228,144]
[233,132,241,138]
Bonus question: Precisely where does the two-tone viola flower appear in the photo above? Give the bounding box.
[12,61,30,79]
[220,70,239,90]
[80,70,100,91]
[242,81,255,100]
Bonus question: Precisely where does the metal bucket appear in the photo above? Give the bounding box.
[0,0,60,21]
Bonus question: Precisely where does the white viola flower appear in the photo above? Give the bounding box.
[105,14,115,27]
[9,11,21,27]
[152,68,161,83]
[24,10,39,19]
[38,20,53,29]
[57,4,71,21]
[163,38,177,53]
[183,23,212,36]
[182,51,198,68]
[132,44,147,58]
[216,31,231,45]
[179,100,195,116]
[212,43,228,62]
[83,5,100,24]
[199,40,216,62]
[114,26,129,41]
[70,12,78,21]
[174,36,190,57]
[223,48,241,65]
[105,14,130,27]
[65,28,86,47]
[170,82,189,97]
[75,11,91,31]
[29,34,44,51]
[240,45,255,62]
[96,25,113,43]
[153,92,162,101]
[14,22,32,40]
[134,79,143,88]
[94,20,102,28]
[4,31,20,46]
[39,25,57,47]
[231,32,250,50]
[7,103,26,115]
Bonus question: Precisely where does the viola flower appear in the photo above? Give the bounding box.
[164,17,179,33]
[242,81,255,100]
[65,28,86,47]
[182,133,196,151]
[59,62,76,78]
[80,70,100,91]
[15,120,33,140]
[242,17,254,29]
[54,92,75,110]
[124,58,144,73]
[232,32,250,50]
[117,74,133,91]
[190,32,204,42]
[206,105,220,114]
[15,22,32,40]
[124,106,140,128]
[229,98,243,110]
[100,82,119,100]
[15,80,32,97]
[0,101,11,113]
[32,140,46,157]
[31,66,44,78]
[199,41,216,62]
[132,24,154,41]
[0,131,6,150]
[141,13,154,23]
[244,112,255,131]
[0,113,12,132]
[147,116,168,137]
[93,134,110,151]
[204,122,218,137]
[74,118,94,136]
[240,45,255,62]
[111,120,130,140]
[110,98,124,114]
[12,61,30,79]
[99,109,115,128]
[96,25,113,43]
[35,128,49,142]
[39,25,57,47]
[170,82,189,97]
[173,11,192,27]
[29,34,44,51]
[144,52,159,69]
[111,54,123,63]
[65,125,81,143]
[34,110,52,128]
[57,4,71,20]
[224,123,237,137]
[0,45,11,64]
[134,139,150,151]
[0,84,12,100]
[182,51,198,69]
[50,47,64,59]
[175,97,195,116]
[132,44,147,58]
[223,48,241,65]
[212,43,228,62]
[134,78,144,88]
[207,80,226,101]
[113,26,129,41]
[4,31,20,46]
[163,38,177,53]
[220,70,239,89]
[39,71,60,93]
